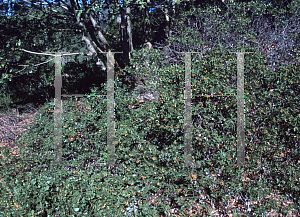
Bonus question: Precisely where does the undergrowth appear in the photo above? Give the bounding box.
[0,47,299,216]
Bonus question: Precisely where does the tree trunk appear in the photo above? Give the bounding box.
[164,0,170,39]
[125,7,133,60]
[69,0,125,77]
[144,0,152,43]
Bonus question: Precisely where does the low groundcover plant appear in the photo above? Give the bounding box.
[0,46,299,216]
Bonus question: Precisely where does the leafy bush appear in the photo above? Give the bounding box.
[1,1,300,213]
[0,92,12,110]
[1,42,299,216]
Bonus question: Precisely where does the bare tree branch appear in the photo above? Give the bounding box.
[82,35,106,70]
[89,12,110,50]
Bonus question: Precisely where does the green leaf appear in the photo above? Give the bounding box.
[16,39,21,46]
[75,9,82,18]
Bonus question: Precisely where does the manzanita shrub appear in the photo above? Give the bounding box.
[1,44,299,216]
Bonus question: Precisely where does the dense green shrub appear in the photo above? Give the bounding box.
[1,1,300,215]
[1,42,299,216]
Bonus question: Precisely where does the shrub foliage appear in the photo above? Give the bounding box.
[1,43,299,216]
[1,1,300,216]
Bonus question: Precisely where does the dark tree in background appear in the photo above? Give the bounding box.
[119,8,130,67]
